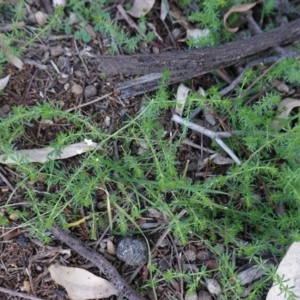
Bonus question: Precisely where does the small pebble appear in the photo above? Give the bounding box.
[116,236,148,266]
[50,46,64,57]
[1,104,10,113]
[16,234,28,246]
[152,46,160,54]
[171,28,182,40]
[71,83,83,95]
[206,279,222,295]
[183,250,196,262]
[84,85,97,98]
[202,259,218,269]
[185,293,197,300]
[74,70,84,78]
[198,290,212,300]
[197,251,210,261]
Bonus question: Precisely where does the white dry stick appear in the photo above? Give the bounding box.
[66,92,113,112]
[215,138,241,165]
[172,114,231,139]
[172,114,241,165]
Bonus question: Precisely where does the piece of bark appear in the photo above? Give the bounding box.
[115,73,163,99]
[97,18,300,98]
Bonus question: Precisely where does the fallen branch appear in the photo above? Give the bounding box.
[172,114,232,139]
[49,226,146,300]
[0,287,43,300]
[96,18,300,98]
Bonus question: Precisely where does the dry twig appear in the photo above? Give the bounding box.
[172,115,241,165]
[0,287,43,300]
[66,92,113,112]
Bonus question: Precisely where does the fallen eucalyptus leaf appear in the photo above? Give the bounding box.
[223,2,259,33]
[0,74,10,90]
[272,98,300,130]
[127,0,155,18]
[49,264,119,300]
[0,140,98,164]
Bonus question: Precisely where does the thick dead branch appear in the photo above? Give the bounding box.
[96,18,300,98]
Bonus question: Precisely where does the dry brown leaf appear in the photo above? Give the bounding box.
[127,0,155,18]
[0,35,23,69]
[49,265,119,300]
[0,140,98,164]
[0,74,10,90]
[223,2,260,33]
[272,98,300,130]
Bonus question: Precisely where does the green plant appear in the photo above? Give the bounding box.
[1,0,300,299]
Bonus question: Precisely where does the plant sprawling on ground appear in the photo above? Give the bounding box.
[1,0,300,299]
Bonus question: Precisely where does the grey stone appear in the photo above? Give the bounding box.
[198,291,212,300]
[116,236,148,266]
[0,104,10,118]
[206,279,221,295]
[84,85,97,98]
[185,293,197,300]
[267,242,300,299]
[184,249,196,262]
